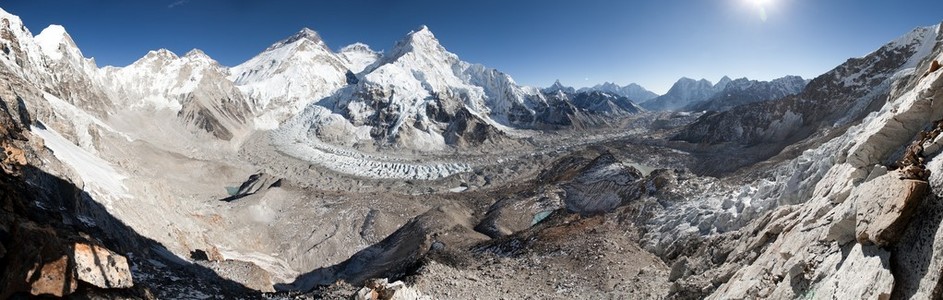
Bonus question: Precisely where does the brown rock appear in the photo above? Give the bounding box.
[26,255,77,297]
[73,243,134,289]
[926,60,941,77]
[207,245,225,261]
[2,144,26,165]
[0,222,134,297]
[855,172,929,247]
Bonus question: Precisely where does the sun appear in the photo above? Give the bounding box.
[744,0,774,21]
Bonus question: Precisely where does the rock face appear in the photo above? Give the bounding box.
[222,172,283,201]
[854,172,929,247]
[799,244,894,300]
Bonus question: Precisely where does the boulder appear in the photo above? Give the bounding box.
[924,60,941,77]
[26,255,77,297]
[0,221,134,297]
[854,171,929,247]
[73,243,133,289]
[355,278,431,300]
[222,172,283,201]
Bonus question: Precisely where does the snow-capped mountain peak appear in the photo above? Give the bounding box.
[0,8,52,83]
[715,75,732,90]
[35,24,83,61]
[542,79,576,94]
[339,42,375,54]
[383,25,450,63]
[182,48,218,67]
[229,27,352,128]
[338,42,380,73]
[183,48,209,59]
[266,27,326,51]
[140,48,179,63]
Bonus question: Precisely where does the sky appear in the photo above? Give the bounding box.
[4,0,943,94]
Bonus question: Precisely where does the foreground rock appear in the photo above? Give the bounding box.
[355,278,431,300]
[854,172,929,247]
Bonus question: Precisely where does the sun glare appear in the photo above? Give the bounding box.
[749,0,772,6]
[745,0,773,21]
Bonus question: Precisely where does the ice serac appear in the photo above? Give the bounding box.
[230,27,351,129]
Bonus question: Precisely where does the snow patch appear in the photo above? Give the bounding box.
[31,124,132,201]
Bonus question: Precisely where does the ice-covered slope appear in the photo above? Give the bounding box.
[229,28,351,129]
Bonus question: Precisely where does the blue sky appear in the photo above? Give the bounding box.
[4,0,943,94]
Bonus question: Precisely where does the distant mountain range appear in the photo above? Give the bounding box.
[546,75,808,113]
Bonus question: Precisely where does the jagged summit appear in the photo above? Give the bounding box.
[183,48,213,61]
[385,25,445,59]
[138,48,178,63]
[542,79,576,94]
[715,75,732,87]
[265,27,326,51]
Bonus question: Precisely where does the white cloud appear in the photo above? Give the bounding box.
[168,0,189,9]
